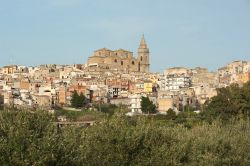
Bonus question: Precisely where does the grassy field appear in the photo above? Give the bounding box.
[54,108,106,121]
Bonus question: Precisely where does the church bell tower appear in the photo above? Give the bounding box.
[137,34,150,73]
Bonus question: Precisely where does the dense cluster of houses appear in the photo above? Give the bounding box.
[0,60,249,114]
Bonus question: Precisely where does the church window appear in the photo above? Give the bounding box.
[141,56,143,61]
[121,61,123,65]
[132,61,135,65]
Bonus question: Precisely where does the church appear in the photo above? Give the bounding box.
[86,35,150,73]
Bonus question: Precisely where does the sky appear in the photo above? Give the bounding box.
[0,0,250,72]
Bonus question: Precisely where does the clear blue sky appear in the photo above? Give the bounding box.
[0,0,249,72]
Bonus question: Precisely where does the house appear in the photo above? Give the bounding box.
[160,74,191,91]
[128,94,144,113]
[32,95,51,108]
[238,73,250,84]
[158,97,174,113]
[191,85,217,104]
[58,85,67,106]
[2,65,18,74]
[164,67,189,76]
[144,81,153,93]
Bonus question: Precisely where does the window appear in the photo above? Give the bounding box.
[132,61,135,65]
[114,59,117,63]
[141,56,143,61]
[121,61,123,65]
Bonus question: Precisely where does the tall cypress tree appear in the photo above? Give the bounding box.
[71,90,85,108]
[141,96,157,114]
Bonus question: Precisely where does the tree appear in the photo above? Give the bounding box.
[166,108,177,120]
[79,92,86,105]
[70,91,78,108]
[0,109,82,165]
[71,91,86,108]
[2,108,250,165]
[141,96,157,114]
[205,82,250,120]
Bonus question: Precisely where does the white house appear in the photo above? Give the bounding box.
[128,94,145,114]
[159,74,191,91]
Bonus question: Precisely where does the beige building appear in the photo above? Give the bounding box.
[191,72,218,87]
[164,67,189,76]
[20,79,30,90]
[33,95,51,108]
[238,73,250,84]
[86,35,150,73]
[2,65,18,74]
[158,97,174,113]
[191,86,217,104]
[218,61,250,85]
[58,86,67,106]
[227,61,246,74]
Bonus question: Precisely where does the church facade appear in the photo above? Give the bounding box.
[86,35,150,73]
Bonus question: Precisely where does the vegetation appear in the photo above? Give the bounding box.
[203,82,250,121]
[55,108,105,121]
[93,103,118,115]
[141,96,157,114]
[166,108,177,120]
[1,109,250,165]
[70,90,86,108]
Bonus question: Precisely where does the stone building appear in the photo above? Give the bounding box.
[1,65,18,74]
[158,97,174,113]
[164,67,189,76]
[86,35,150,73]
[218,60,250,86]
[33,95,51,108]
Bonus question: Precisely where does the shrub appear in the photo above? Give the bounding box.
[1,108,250,165]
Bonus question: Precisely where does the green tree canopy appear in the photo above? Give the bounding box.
[166,108,177,120]
[205,82,250,120]
[2,108,250,165]
[141,96,157,114]
[70,91,86,108]
[0,109,81,165]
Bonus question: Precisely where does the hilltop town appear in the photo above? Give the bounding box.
[0,35,249,115]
